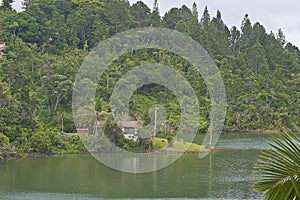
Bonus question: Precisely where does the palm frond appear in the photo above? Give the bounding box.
[254,132,300,200]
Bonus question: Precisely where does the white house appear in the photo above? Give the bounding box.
[119,121,140,141]
[0,42,5,56]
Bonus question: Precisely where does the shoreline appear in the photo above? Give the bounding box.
[0,152,88,162]
[152,148,223,155]
[1,149,223,161]
[224,129,281,134]
[0,130,283,162]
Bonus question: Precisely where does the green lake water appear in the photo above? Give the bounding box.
[0,133,274,200]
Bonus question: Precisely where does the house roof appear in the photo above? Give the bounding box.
[95,120,140,128]
[97,121,106,126]
[119,121,140,128]
[0,42,5,53]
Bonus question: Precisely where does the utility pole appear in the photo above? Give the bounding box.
[61,117,64,133]
[154,106,159,137]
[57,112,64,133]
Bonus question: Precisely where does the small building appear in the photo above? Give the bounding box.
[77,121,106,136]
[0,42,5,49]
[76,129,89,136]
[0,42,5,56]
[77,120,140,140]
[119,121,140,141]
[97,121,106,127]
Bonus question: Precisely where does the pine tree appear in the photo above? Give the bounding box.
[22,0,30,9]
[153,0,158,12]
[229,26,241,55]
[149,0,160,26]
[124,0,130,7]
[1,0,14,10]
[210,10,232,57]
[240,14,252,50]
[200,6,210,29]
[276,28,286,47]
[213,10,225,29]
[130,1,151,27]
[192,2,198,19]
[241,14,252,36]
[216,10,221,20]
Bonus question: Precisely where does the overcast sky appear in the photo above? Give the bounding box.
[130,0,300,47]
[10,0,300,47]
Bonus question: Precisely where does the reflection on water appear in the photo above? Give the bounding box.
[215,132,273,150]
[92,152,180,173]
[0,133,271,200]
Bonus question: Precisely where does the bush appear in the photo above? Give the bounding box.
[29,132,52,154]
[0,132,11,159]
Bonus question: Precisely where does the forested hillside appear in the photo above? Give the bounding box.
[0,0,299,156]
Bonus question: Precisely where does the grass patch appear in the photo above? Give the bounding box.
[152,138,205,153]
[152,137,169,150]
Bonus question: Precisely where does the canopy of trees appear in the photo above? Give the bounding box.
[0,0,299,156]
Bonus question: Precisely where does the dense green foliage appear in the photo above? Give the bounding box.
[0,0,299,156]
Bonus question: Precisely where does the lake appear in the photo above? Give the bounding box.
[0,133,275,200]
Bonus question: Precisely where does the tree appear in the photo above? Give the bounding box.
[41,74,73,115]
[66,0,109,49]
[192,2,198,19]
[276,28,286,47]
[163,5,193,30]
[124,0,130,7]
[57,112,65,133]
[105,0,134,34]
[1,0,13,10]
[0,0,299,158]
[0,80,23,141]
[254,132,300,200]
[29,131,52,154]
[163,8,182,29]
[153,0,158,12]
[130,1,151,27]
[4,12,41,43]
[21,0,32,9]
[200,6,210,29]
[240,14,252,50]
[0,132,13,160]
[103,114,125,151]
[149,8,161,27]
[229,26,241,55]
[210,10,232,58]
[246,42,267,75]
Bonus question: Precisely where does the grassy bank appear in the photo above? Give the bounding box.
[152,138,206,153]
[224,129,281,134]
